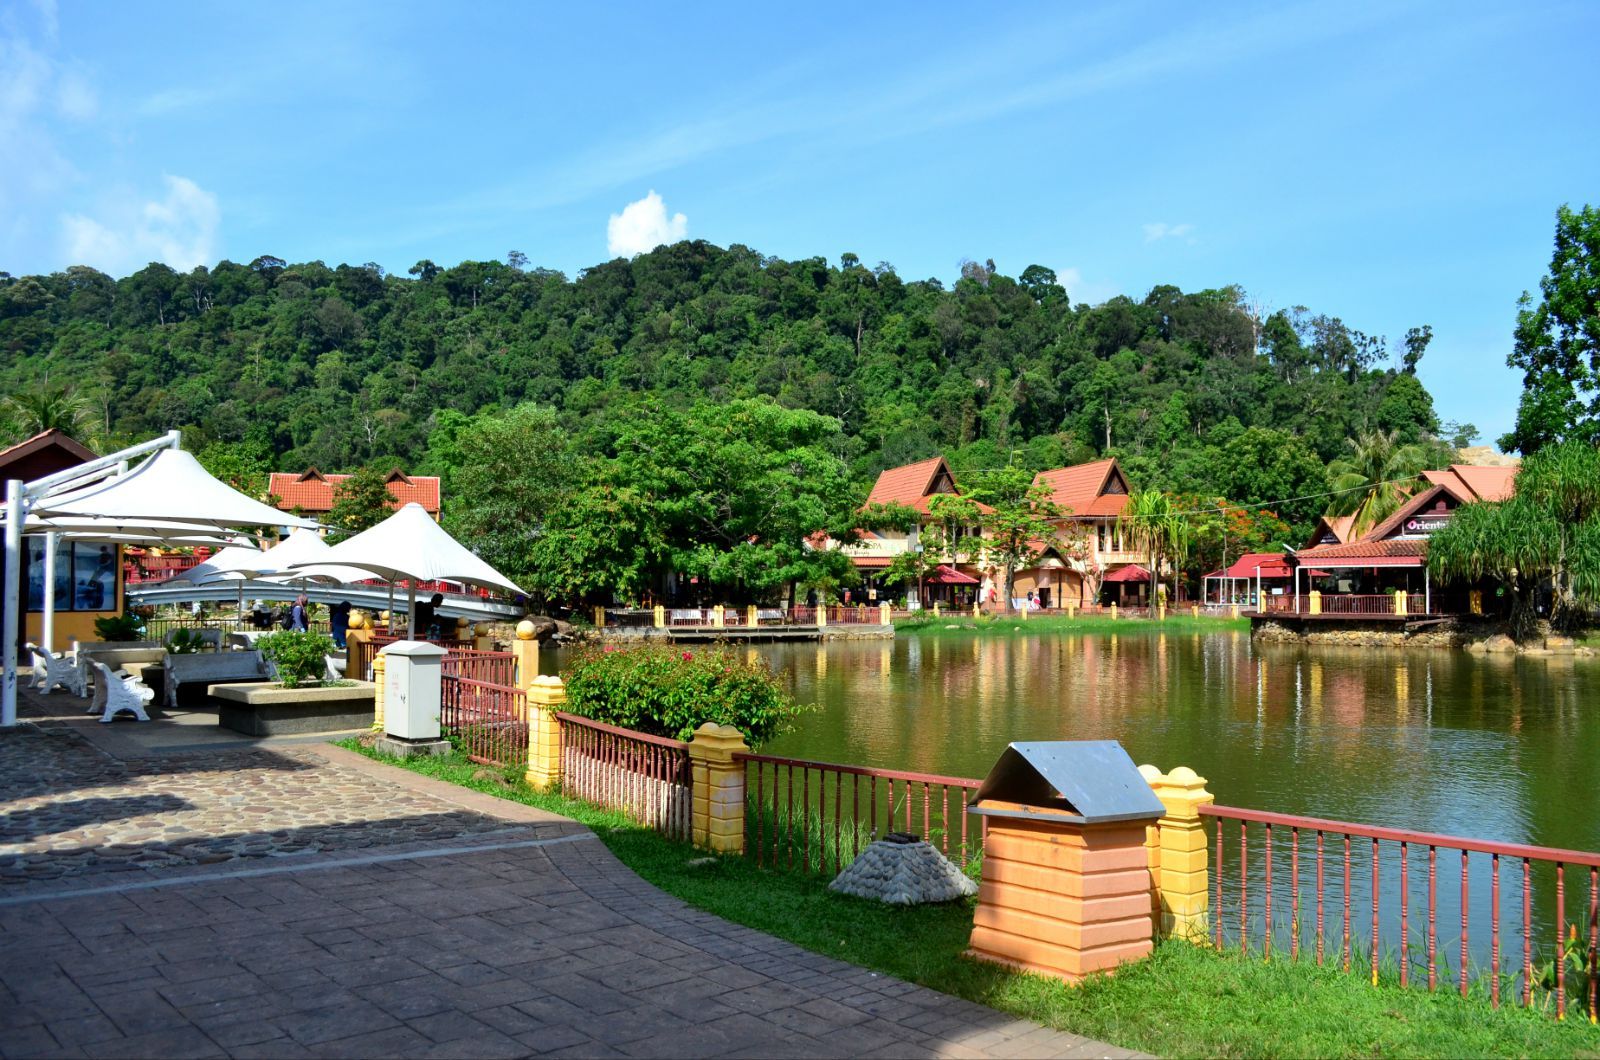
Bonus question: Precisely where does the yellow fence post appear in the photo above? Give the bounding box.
[1394,591,1408,616]
[972,602,980,619]
[1229,603,1239,620]
[370,653,386,731]
[713,604,725,629]
[1309,590,1322,616]
[688,723,749,854]
[1111,603,1118,621]
[593,605,605,628]
[1191,604,1198,619]
[512,620,539,690]
[817,604,828,628]
[878,601,891,625]
[1138,764,1216,943]
[1157,604,1166,622]
[933,602,941,618]
[472,622,493,651]
[524,675,565,792]
[654,605,666,629]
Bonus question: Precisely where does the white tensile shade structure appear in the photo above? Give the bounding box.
[288,502,522,637]
[33,449,313,531]
[3,434,319,726]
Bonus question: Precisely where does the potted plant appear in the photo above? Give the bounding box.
[93,613,145,642]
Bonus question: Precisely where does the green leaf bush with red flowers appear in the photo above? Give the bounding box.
[562,643,808,746]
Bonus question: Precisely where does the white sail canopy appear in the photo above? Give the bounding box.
[289,503,522,594]
[252,528,375,585]
[168,545,267,585]
[32,449,315,530]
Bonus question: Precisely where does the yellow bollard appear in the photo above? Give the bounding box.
[654,605,666,629]
[1309,590,1322,616]
[747,604,758,628]
[1137,764,1216,942]
[1111,603,1118,621]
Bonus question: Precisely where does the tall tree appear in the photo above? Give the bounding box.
[1120,491,1188,605]
[4,381,97,447]
[1501,204,1600,454]
[325,466,396,542]
[965,463,1061,612]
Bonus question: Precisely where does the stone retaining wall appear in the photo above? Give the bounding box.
[1252,616,1595,655]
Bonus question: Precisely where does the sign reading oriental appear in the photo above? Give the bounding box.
[1403,511,1452,536]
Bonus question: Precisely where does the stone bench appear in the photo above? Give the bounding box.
[164,650,269,709]
[209,681,377,736]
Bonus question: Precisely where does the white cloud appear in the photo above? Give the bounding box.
[1057,266,1119,307]
[606,190,687,258]
[55,68,95,119]
[1143,222,1196,244]
[62,175,220,275]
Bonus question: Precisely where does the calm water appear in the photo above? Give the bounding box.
[752,631,1600,855]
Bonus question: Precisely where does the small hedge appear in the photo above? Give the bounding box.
[256,631,335,688]
[562,644,807,745]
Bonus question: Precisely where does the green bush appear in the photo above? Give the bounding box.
[563,643,808,745]
[166,629,206,654]
[256,631,335,688]
[93,613,145,641]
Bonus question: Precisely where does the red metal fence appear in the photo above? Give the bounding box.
[737,753,982,875]
[556,712,693,840]
[1204,804,1599,1020]
[1263,594,1441,616]
[441,648,517,685]
[439,676,528,767]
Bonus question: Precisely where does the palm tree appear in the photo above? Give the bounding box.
[1120,491,1188,606]
[1326,429,1430,538]
[4,381,97,446]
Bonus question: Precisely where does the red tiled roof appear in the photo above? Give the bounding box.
[864,457,949,508]
[1217,552,1294,579]
[1297,537,1426,567]
[1034,459,1130,518]
[268,468,441,514]
[849,556,893,569]
[1425,464,1518,503]
[1305,514,1356,548]
[926,565,979,585]
[1103,564,1151,583]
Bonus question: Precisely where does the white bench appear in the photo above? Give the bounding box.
[164,651,269,708]
[90,660,154,723]
[27,644,86,697]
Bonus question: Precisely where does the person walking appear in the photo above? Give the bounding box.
[289,594,310,632]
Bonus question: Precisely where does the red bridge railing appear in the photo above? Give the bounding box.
[555,712,692,840]
[1203,804,1600,1021]
[440,648,516,685]
[736,753,982,876]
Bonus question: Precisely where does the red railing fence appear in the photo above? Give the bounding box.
[737,753,982,876]
[1204,804,1599,1021]
[556,712,692,840]
[438,675,528,768]
[440,648,517,685]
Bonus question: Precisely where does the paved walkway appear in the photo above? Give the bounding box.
[1,684,1142,1058]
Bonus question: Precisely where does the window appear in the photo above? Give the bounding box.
[25,540,117,612]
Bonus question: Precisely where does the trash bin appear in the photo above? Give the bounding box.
[966,740,1164,982]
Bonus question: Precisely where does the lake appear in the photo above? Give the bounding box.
[755,630,1600,854]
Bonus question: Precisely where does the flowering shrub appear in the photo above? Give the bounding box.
[563,643,808,746]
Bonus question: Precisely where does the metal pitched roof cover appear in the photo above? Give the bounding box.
[969,741,1165,824]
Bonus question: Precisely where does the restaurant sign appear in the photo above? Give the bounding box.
[1402,511,1452,535]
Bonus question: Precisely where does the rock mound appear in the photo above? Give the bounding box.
[827,832,978,905]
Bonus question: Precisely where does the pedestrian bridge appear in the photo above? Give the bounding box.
[126,582,524,622]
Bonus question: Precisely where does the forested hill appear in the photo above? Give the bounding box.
[0,243,1461,529]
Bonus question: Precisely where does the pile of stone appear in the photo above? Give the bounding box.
[827,832,978,905]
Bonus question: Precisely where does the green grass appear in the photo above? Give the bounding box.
[896,611,1249,635]
[341,740,1600,1058]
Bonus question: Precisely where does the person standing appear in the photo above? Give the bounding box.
[329,600,352,649]
[290,594,310,632]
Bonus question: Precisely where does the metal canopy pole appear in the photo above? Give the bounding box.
[41,531,57,654]
[1424,565,1431,614]
[3,480,22,727]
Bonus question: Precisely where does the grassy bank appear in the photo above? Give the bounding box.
[896,611,1249,635]
[344,741,1599,1058]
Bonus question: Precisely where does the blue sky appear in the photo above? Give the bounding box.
[3,1,1596,445]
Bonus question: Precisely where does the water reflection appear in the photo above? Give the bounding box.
[753,632,1600,854]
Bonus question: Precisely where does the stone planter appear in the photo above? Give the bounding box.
[210,681,377,736]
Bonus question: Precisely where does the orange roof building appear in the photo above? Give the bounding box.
[268,468,441,520]
[1032,458,1131,518]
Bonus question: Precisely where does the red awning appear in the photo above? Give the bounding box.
[1104,564,1151,583]
[925,564,978,585]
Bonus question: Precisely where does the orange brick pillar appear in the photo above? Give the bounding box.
[967,801,1156,982]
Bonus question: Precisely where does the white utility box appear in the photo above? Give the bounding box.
[382,640,448,741]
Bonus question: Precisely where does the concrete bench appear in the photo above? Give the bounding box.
[164,650,269,709]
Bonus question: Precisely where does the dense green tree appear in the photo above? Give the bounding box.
[964,463,1061,611]
[1501,205,1600,454]
[1428,439,1600,636]
[4,380,98,446]
[324,465,397,541]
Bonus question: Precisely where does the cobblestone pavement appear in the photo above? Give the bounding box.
[0,727,522,888]
[1,683,1142,1059]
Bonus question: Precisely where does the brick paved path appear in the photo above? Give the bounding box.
[0,700,1142,1058]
